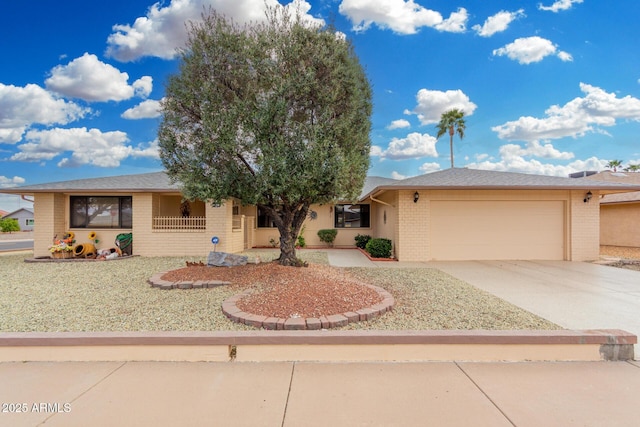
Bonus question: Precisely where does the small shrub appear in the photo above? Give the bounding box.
[317,229,338,247]
[365,238,392,258]
[354,234,371,249]
[297,225,306,248]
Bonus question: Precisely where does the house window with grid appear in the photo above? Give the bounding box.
[334,204,370,228]
[70,196,132,229]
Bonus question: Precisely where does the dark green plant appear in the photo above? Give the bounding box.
[317,229,338,247]
[365,238,392,258]
[297,225,306,248]
[0,218,20,233]
[158,7,372,266]
[354,234,371,249]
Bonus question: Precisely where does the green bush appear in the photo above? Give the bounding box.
[0,218,20,233]
[365,238,392,258]
[297,225,306,248]
[354,234,371,249]
[317,229,338,246]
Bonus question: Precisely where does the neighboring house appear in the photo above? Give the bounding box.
[2,168,639,261]
[1,208,34,231]
[580,171,640,248]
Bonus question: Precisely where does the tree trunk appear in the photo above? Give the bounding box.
[261,203,309,266]
[449,125,455,168]
[277,226,299,266]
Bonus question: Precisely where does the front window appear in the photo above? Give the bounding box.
[257,206,276,228]
[335,204,370,228]
[70,196,132,229]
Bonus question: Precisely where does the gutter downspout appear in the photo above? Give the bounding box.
[21,195,34,203]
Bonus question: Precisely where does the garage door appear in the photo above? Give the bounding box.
[429,201,565,260]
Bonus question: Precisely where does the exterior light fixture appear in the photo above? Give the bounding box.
[584,191,593,203]
[413,191,420,203]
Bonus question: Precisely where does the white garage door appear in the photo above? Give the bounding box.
[429,200,565,260]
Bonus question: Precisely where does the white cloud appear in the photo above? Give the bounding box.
[391,171,408,180]
[369,145,383,157]
[106,0,324,62]
[418,162,441,173]
[133,76,153,98]
[538,0,583,13]
[386,119,411,130]
[493,36,572,64]
[371,132,438,160]
[499,141,574,160]
[45,53,153,102]
[10,127,159,167]
[493,83,640,142]
[434,8,468,33]
[466,156,608,177]
[557,50,573,62]
[0,83,89,144]
[410,88,477,125]
[122,99,163,119]
[130,139,161,159]
[0,176,25,188]
[339,0,467,34]
[472,9,524,37]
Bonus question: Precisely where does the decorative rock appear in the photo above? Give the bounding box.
[207,252,249,267]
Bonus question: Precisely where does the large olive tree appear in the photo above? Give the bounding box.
[158,7,372,266]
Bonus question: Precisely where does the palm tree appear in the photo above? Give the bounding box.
[624,164,640,172]
[436,109,466,168]
[605,159,623,172]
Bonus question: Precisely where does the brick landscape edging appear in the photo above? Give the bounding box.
[148,272,231,290]
[222,284,395,330]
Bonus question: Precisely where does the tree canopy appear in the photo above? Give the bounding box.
[158,7,372,265]
[0,218,20,233]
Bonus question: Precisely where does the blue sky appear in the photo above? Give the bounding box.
[2,0,640,211]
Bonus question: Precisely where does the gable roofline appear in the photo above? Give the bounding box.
[1,207,33,218]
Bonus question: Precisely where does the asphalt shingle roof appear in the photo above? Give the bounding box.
[359,168,640,199]
[0,172,179,193]
[580,171,640,204]
[3,168,639,200]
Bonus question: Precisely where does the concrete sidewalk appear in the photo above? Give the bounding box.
[2,360,640,427]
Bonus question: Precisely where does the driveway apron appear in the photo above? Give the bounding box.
[428,260,640,355]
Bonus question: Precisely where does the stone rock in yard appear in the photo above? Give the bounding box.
[207,252,249,267]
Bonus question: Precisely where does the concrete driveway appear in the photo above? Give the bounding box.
[428,260,640,353]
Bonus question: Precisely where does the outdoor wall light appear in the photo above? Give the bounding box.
[584,191,593,203]
[413,191,420,203]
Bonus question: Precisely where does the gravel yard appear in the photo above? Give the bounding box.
[0,250,559,332]
[599,246,640,272]
[600,245,640,260]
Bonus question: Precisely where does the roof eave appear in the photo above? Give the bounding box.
[0,188,181,195]
[359,184,640,200]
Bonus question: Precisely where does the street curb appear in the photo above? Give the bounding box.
[0,329,634,362]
